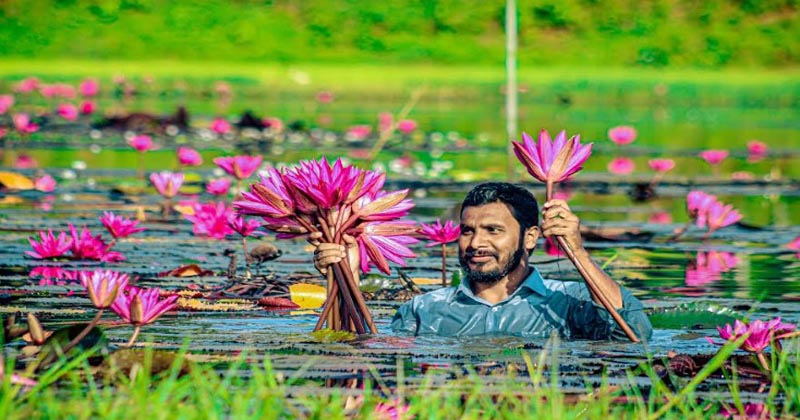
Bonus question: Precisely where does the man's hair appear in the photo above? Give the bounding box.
[460,182,539,232]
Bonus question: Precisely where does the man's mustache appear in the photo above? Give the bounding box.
[463,250,498,258]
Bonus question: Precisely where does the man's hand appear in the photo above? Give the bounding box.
[309,232,359,276]
[541,199,584,252]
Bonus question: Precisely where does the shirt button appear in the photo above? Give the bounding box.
[491,307,499,312]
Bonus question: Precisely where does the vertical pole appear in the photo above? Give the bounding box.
[505,0,519,179]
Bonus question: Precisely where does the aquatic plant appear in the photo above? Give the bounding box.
[747,140,768,162]
[213,155,262,181]
[234,157,417,334]
[79,100,95,115]
[12,113,39,133]
[228,215,263,276]
[78,79,99,97]
[699,149,729,176]
[512,129,639,343]
[205,178,231,196]
[56,103,78,121]
[100,211,145,244]
[26,229,72,259]
[177,146,202,166]
[397,119,417,135]
[419,219,460,286]
[111,285,179,346]
[34,174,56,192]
[130,134,155,180]
[607,125,637,145]
[707,317,797,370]
[647,158,675,187]
[210,118,231,135]
[0,94,14,113]
[672,190,742,240]
[149,171,184,200]
[69,224,125,262]
[607,157,634,175]
[704,200,743,236]
[185,201,236,239]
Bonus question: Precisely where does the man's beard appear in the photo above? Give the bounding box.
[459,242,525,286]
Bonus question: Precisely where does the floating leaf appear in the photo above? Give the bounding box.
[173,204,195,216]
[158,264,213,278]
[410,277,441,285]
[309,328,356,343]
[177,298,256,311]
[289,283,326,309]
[100,348,191,378]
[0,171,35,190]
[258,296,300,310]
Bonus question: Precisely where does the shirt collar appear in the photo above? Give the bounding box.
[450,267,548,304]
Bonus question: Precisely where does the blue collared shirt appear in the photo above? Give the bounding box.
[390,268,653,341]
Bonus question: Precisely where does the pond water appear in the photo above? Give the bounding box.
[0,80,798,395]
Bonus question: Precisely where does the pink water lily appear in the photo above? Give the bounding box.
[80,100,96,115]
[228,215,262,237]
[13,113,39,133]
[357,221,418,275]
[34,174,56,192]
[128,134,154,152]
[235,168,295,218]
[80,269,130,309]
[0,94,13,114]
[686,190,717,228]
[346,125,372,142]
[213,155,263,180]
[57,103,79,121]
[699,149,728,166]
[100,211,145,239]
[685,251,738,287]
[512,130,593,185]
[378,112,393,133]
[206,178,232,196]
[608,157,635,175]
[26,229,72,259]
[419,219,460,246]
[111,285,178,346]
[705,201,742,234]
[14,77,39,93]
[210,118,231,135]
[185,201,236,239]
[177,147,202,166]
[648,158,675,173]
[69,224,125,262]
[608,125,637,145]
[150,171,184,198]
[397,119,418,135]
[79,79,99,97]
[13,154,38,169]
[707,317,796,357]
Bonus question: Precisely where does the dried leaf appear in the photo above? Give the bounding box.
[178,298,256,311]
[258,296,301,309]
[289,283,327,309]
[158,264,213,278]
[0,171,35,190]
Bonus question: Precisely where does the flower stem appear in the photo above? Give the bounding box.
[756,352,770,372]
[242,237,251,279]
[61,309,104,354]
[441,243,447,287]
[126,325,142,347]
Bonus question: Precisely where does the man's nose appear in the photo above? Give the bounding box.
[468,230,487,249]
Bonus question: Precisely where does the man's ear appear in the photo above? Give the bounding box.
[524,226,540,252]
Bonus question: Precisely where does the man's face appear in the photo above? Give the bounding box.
[458,202,527,285]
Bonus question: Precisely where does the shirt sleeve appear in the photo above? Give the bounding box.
[390,299,419,334]
[568,284,653,341]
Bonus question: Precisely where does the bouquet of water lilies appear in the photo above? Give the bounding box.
[234,157,417,334]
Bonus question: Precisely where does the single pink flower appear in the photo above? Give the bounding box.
[378,112,393,133]
[57,103,79,121]
[607,157,635,175]
[13,113,39,133]
[14,154,38,169]
[686,190,717,227]
[648,158,675,173]
[185,201,236,239]
[34,174,56,192]
[699,149,729,166]
[14,77,39,93]
[374,399,410,420]
[0,94,13,114]
[316,91,334,104]
[128,134,154,152]
[746,140,768,163]
[100,211,145,239]
[210,118,231,135]
[397,119,417,135]
[649,211,672,224]
[177,147,202,166]
[80,269,130,309]
[111,286,178,326]
[263,117,283,133]
[346,125,372,142]
[357,221,418,274]
[228,215,263,237]
[26,230,72,259]
[206,178,232,196]
[69,224,125,262]
[79,79,100,97]
[149,171,184,198]
[80,100,96,115]
[787,236,800,251]
[705,201,742,234]
[607,126,637,145]
[707,317,796,354]
[213,155,263,180]
[419,219,459,246]
[512,130,593,185]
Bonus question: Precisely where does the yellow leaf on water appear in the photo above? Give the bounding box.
[289,283,327,309]
[411,277,441,285]
[0,171,34,190]
[173,204,195,215]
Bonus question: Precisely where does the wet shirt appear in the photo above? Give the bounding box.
[390,268,653,341]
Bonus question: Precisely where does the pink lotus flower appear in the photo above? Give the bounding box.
[746,140,768,163]
[34,174,56,192]
[357,221,418,274]
[213,155,263,180]
[210,118,231,135]
[707,317,796,354]
[80,269,130,309]
[0,94,13,114]
[699,149,728,166]
[512,130,593,185]
[128,134,154,152]
[206,178,232,196]
[787,236,800,251]
[69,224,125,262]
[79,79,99,97]
[100,211,145,239]
[316,91,334,104]
[13,113,39,133]
[649,211,672,224]
[150,171,184,198]
[79,100,96,115]
[111,285,178,326]
[374,399,410,420]
[26,230,72,259]
[397,119,418,135]
[235,168,296,218]
[648,158,675,173]
[177,147,202,166]
[13,154,38,169]
[608,126,637,145]
[57,103,79,121]
[378,112,393,133]
[346,125,372,142]
[228,215,262,237]
[607,157,635,175]
[14,77,39,93]
[685,251,738,287]
[263,117,283,132]
[185,201,236,239]
[705,201,742,234]
[686,190,717,228]
[419,219,460,246]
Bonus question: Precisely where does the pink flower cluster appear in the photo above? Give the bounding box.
[686,191,743,235]
[184,201,236,239]
[26,212,144,261]
[685,251,738,287]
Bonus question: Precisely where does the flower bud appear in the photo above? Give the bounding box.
[131,295,144,325]
[27,313,45,345]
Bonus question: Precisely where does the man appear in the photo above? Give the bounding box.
[314,182,652,341]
